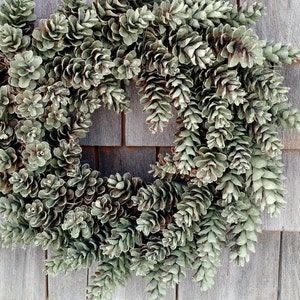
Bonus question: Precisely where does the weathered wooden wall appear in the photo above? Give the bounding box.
[1,0,300,299]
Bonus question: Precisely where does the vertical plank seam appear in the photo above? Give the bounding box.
[86,268,90,300]
[94,146,100,170]
[45,250,49,300]
[156,147,160,161]
[121,111,126,146]
[277,231,283,300]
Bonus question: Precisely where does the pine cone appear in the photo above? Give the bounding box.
[0,24,30,59]
[142,35,179,76]
[75,37,113,80]
[208,24,265,68]
[137,73,173,133]
[187,0,230,29]
[203,65,246,105]
[95,76,130,113]
[193,147,228,185]
[107,172,145,206]
[227,2,266,27]
[0,147,17,174]
[174,185,212,228]
[112,48,141,80]
[8,51,45,90]
[0,120,14,149]
[171,26,215,68]
[154,0,188,30]
[62,205,95,238]
[21,141,52,172]
[0,0,35,33]
[91,194,124,224]
[15,90,44,119]
[67,164,106,206]
[51,139,81,177]
[33,12,69,58]
[25,200,49,228]
[9,168,39,197]
[66,7,98,46]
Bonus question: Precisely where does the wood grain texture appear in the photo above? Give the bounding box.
[178,231,280,300]
[279,232,300,300]
[34,0,60,22]
[48,269,88,300]
[98,147,157,182]
[262,150,300,231]
[112,275,176,300]
[0,246,45,300]
[244,0,300,148]
[81,146,97,169]
[80,108,122,146]
[281,65,300,150]
[245,0,300,48]
[125,83,177,146]
[87,264,176,300]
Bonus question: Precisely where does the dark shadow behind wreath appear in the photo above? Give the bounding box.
[0,0,300,299]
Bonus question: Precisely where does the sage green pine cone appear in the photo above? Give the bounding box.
[8,51,45,90]
[0,24,30,59]
[33,12,69,58]
[0,0,35,33]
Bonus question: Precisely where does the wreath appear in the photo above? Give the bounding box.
[0,0,299,299]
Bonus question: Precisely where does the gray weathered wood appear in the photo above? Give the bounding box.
[245,0,300,48]
[262,150,300,231]
[178,231,280,300]
[245,0,300,149]
[34,0,60,22]
[125,83,177,146]
[279,232,300,300]
[112,275,176,300]
[35,0,93,22]
[80,108,122,146]
[0,246,45,300]
[88,264,176,300]
[48,268,88,300]
[98,147,157,182]
[281,65,300,150]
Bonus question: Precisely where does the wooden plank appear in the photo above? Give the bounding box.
[80,108,122,146]
[48,268,88,300]
[0,246,46,300]
[243,0,300,149]
[112,275,176,300]
[98,147,157,182]
[35,0,94,22]
[245,0,300,48]
[281,65,300,150]
[88,264,176,300]
[125,83,177,147]
[262,150,300,231]
[279,232,300,300]
[81,146,97,169]
[178,231,280,300]
[34,0,60,22]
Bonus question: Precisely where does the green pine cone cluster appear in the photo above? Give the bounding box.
[0,0,300,299]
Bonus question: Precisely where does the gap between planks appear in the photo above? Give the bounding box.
[277,231,283,300]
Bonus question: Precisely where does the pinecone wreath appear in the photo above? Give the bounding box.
[0,0,299,299]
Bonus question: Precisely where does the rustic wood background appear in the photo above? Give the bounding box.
[1,0,300,299]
